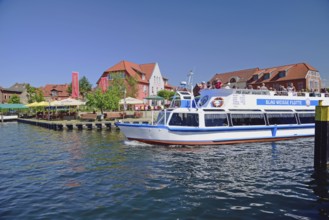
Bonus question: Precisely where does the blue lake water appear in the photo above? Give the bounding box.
[0,122,328,219]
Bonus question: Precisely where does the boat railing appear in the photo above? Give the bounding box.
[233,89,328,98]
[234,89,270,96]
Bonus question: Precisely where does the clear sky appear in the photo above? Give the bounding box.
[1,0,328,88]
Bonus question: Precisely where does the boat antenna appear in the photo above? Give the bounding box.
[187,70,194,93]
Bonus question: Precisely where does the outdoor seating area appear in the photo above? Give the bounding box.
[36,111,77,120]
[80,113,97,121]
[104,112,125,120]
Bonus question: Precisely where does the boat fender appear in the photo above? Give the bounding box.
[212,97,224,107]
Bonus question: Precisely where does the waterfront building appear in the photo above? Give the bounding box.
[0,83,29,104]
[209,63,322,92]
[40,84,70,101]
[97,60,173,103]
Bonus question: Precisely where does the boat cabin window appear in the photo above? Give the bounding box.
[169,113,199,127]
[231,113,266,126]
[155,111,171,125]
[267,113,297,125]
[170,99,181,108]
[205,114,228,127]
[298,113,315,124]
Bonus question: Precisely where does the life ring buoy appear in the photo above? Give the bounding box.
[212,97,224,107]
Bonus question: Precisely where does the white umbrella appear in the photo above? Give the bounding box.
[59,98,86,106]
[50,100,62,106]
[119,97,144,105]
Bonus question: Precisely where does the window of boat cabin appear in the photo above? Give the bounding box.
[205,114,228,127]
[156,111,171,125]
[231,113,266,126]
[267,113,297,125]
[169,113,199,126]
[298,113,315,124]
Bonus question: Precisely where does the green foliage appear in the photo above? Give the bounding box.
[86,88,121,114]
[8,94,20,104]
[157,90,175,100]
[67,76,92,98]
[85,73,130,113]
[26,84,45,103]
[80,76,92,96]
[126,75,138,98]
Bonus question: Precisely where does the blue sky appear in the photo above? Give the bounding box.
[1,0,328,88]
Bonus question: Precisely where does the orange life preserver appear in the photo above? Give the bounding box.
[212,97,224,107]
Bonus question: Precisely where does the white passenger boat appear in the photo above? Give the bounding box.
[116,89,329,146]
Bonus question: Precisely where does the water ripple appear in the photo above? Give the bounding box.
[0,123,328,219]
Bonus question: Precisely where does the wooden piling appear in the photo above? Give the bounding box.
[314,100,329,170]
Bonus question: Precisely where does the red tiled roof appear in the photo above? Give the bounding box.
[98,60,150,84]
[40,84,70,98]
[140,63,155,81]
[211,68,260,84]
[212,62,317,84]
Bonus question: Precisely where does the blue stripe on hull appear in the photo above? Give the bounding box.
[128,135,314,146]
[116,123,314,132]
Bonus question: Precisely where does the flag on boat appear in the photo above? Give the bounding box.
[72,72,79,99]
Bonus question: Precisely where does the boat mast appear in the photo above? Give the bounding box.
[187,70,194,93]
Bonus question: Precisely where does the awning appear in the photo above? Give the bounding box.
[119,97,144,105]
[144,95,164,101]
[59,98,86,106]
[0,104,28,109]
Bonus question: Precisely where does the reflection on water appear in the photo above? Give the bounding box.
[0,122,328,219]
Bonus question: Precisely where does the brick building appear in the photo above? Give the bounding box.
[210,63,322,92]
[40,84,70,101]
[97,60,173,101]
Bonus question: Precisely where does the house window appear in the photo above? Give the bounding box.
[51,90,58,97]
[108,74,113,80]
[230,78,236,83]
[263,73,270,80]
[143,85,147,93]
[314,80,319,91]
[142,74,145,80]
[252,75,258,81]
[278,71,286,78]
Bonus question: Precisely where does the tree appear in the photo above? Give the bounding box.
[86,88,121,114]
[26,84,45,103]
[8,94,20,104]
[68,76,92,99]
[126,75,138,98]
[158,90,175,100]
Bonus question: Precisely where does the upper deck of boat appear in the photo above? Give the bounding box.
[200,88,329,98]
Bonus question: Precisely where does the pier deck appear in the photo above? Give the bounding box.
[17,118,151,131]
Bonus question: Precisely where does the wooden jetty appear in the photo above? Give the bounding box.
[17,118,151,131]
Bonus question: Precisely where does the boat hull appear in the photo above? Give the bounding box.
[116,123,314,146]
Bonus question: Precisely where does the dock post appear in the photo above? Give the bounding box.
[314,100,329,170]
[105,122,112,130]
[95,123,102,130]
[86,123,93,130]
[76,124,83,130]
[66,124,73,130]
